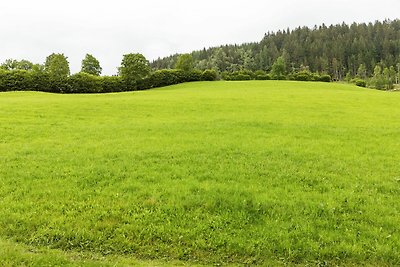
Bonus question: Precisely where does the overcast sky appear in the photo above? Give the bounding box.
[1,0,399,75]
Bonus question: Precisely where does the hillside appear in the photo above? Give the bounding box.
[1,81,400,265]
[152,20,400,80]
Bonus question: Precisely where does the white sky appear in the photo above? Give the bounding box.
[0,0,399,75]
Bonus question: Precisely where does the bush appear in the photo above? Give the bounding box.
[292,71,312,81]
[235,74,251,81]
[148,69,206,88]
[67,72,102,93]
[150,69,182,87]
[0,70,32,91]
[310,73,322,81]
[288,71,331,82]
[239,70,255,79]
[254,70,271,80]
[318,74,331,82]
[30,71,51,92]
[101,76,125,92]
[49,77,71,93]
[185,70,203,82]
[354,79,367,87]
[135,76,154,91]
[202,69,218,81]
[255,74,271,80]
[223,70,253,81]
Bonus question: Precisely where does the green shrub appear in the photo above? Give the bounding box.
[288,71,331,82]
[318,74,331,82]
[221,71,230,80]
[147,69,205,88]
[202,69,218,81]
[0,70,32,91]
[101,76,125,93]
[0,70,12,91]
[254,70,270,80]
[239,70,255,79]
[223,70,254,81]
[354,79,367,87]
[255,74,271,80]
[49,77,71,93]
[293,71,312,81]
[136,76,153,91]
[67,72,102,93]
[235,74,251,81]
[185,69,203,82]
[310,73,321,81]
[150,69,182,87]
[30,71,51,92]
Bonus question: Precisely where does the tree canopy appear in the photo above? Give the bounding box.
[270,56,286,80]
[118,53,151,85]
[1,59,34,71]
[175,54,194,72]
[152,19,400,79]
[45,53,70,78]
[81,54,102,76]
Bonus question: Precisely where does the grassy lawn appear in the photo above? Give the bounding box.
[0,81,399,266]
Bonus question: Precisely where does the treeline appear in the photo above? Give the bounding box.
[1,20,399,93]
[0,54,217,93]
[219,56,331,82]
[152,19,400,88]
[0,51,331,94]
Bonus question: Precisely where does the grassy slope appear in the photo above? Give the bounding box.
[0,81,399,266]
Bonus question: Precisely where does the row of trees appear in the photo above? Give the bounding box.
[220,56,331,82]
[0,51,328,94]
[366,64,399,90]
[1,53,102,77]
[0,53,205,80]
[3,51,398,93]
[152,19,400,87]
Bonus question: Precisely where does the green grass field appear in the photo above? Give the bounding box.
[1,81,400,266]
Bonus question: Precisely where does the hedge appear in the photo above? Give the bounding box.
[221,70,331,82]
[222,71,253,81]
[287,71,331,82]
[0,68,333,94]
[0,69,218,94]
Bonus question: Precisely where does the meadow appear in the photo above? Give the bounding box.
[0,81,399,266]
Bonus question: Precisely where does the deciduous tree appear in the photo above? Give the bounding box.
[270,56,287,80]
[118,53,151,87]
[175,54,194,72]
[1,59,33,71]
[45,53,70,78]
[81,54,102,76]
